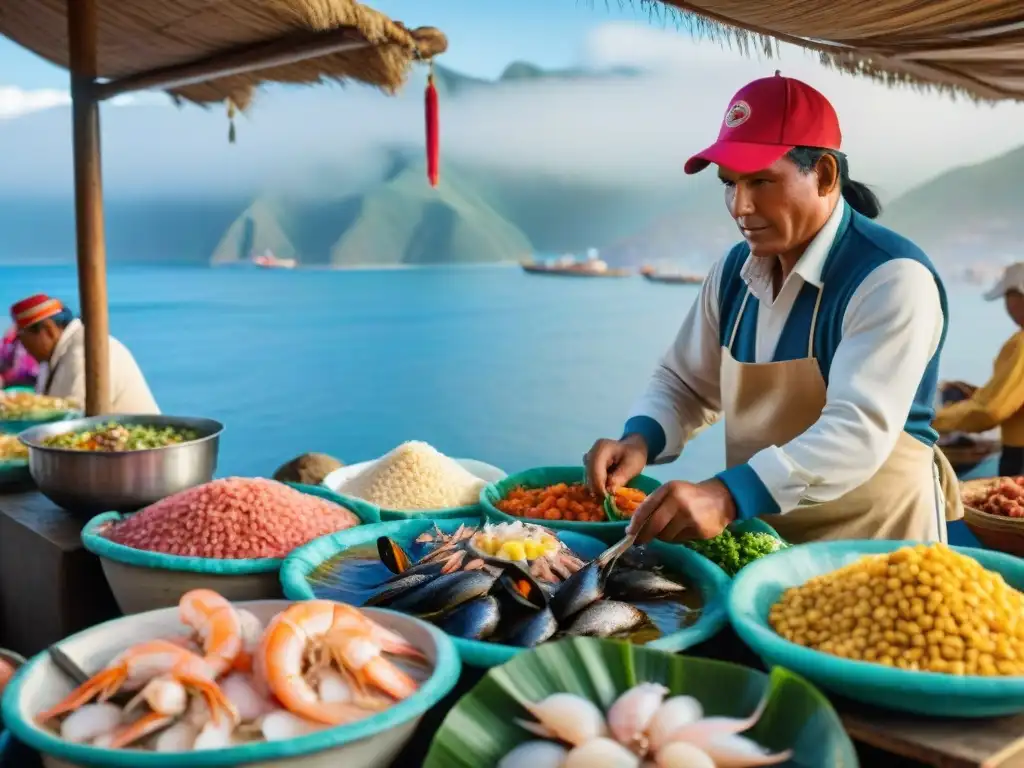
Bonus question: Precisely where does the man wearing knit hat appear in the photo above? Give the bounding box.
[11,294,159,414]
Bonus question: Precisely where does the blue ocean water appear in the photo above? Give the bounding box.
[0,264,1008,540]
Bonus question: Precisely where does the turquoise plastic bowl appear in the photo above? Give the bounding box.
[0,410,79,435]
[1,601,461,767]
[282,517,730,668]
[480,466,662,544]
[81,484,378,577]
[0,458,29,486]
[730,539,1024,717]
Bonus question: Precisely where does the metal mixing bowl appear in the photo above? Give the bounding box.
[18,415,223,515]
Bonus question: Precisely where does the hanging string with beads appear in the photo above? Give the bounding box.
[227,99,237,144]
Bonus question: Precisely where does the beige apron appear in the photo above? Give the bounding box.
[721,289,963,544]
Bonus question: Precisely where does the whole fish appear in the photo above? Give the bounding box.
[500,606,559,648]
[387,570,497,618]
[605,568,686,602]
[436,596,501,640]
[563,600,649,638]
[548,543,624,622]
[363,573,433,607]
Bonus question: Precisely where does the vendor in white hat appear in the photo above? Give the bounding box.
[934,263,1024,476]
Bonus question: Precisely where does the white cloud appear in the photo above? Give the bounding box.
[0,86,171,120]
[0,86,69,119]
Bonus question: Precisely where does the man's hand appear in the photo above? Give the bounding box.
[584,434,649,496]
[627,479,737,543]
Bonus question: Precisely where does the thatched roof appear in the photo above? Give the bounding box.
[0,0,448,108]
[651,0,1024,101]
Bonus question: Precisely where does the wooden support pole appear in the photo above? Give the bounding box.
[93,27,372,101]
[68,0,110,416]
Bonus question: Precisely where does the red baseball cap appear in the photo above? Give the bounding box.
[685,72,842,175]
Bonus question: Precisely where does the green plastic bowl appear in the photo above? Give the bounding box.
[2,600,461,767]
[81,484,378,613]
[0,458,29,486]
[282,517,730,668]
[480,466,661,544]
[730,540,1024,717]
[423,637,858,768]
[0,410,80,436]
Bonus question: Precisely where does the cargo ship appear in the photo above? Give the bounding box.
[251,250,297,269]
[640,265,703,284]
[521,249,632,278]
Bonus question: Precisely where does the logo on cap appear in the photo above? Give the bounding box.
[724,100,751,129]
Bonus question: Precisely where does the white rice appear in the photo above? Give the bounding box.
[338,441,486,511]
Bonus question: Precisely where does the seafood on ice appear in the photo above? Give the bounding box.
[499,684,792,767]
[357,522,689,648]
[35,590,430,752]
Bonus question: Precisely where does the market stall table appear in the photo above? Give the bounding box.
[0,488,119,656]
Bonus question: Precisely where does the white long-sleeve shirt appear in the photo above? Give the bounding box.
[36,319,160,415]
[627,199,945,514]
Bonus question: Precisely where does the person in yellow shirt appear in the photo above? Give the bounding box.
[934,263,1024,476]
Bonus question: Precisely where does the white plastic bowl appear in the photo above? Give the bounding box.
[1,601,460,767]
[322,458,506,494]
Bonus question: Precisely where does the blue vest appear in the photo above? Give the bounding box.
[716,205,949,447]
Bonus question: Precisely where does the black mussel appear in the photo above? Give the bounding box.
[387,570,497,618]
[363,573,433,607]
[605,568,686,602]
[435,596,501,640]
[500,606,559,647]
[495,569,548,611]
[377,536,414,575]
[563,600,649,638]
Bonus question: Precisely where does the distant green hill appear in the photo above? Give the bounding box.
[883,144,1024,260]
[211,157,534,266]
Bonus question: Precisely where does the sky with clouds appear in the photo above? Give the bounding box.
[1,0,1023,199]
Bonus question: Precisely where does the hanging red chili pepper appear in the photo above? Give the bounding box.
[425,60,440,187]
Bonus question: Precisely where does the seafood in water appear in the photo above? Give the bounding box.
[387,570,499,617]
[382,522,584,585]
[499,606,559,648]
[548,543,624,622]
[435,596,501,640]
[605,569,686,602]
[36,591,431,754]
[505,685,793,767]
[564,601,649,638]
[258,600,422,724]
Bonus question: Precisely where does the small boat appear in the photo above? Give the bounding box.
[251,250,297,269]
[640,266,703,284]
[521,250,632,278]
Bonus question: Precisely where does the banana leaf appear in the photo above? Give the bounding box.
[423,637,858,767]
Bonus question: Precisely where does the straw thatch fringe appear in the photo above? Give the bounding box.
[0,0,448,108]
[605,0,1021,103]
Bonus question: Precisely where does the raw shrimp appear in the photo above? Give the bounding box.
[36,640,235,727]
[257,601,422,725]
[178,589,242,677]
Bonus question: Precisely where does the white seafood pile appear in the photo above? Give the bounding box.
[498,683,792,768]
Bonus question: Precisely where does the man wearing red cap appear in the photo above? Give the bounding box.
[11,294,159,414]
[585,74,960,545]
